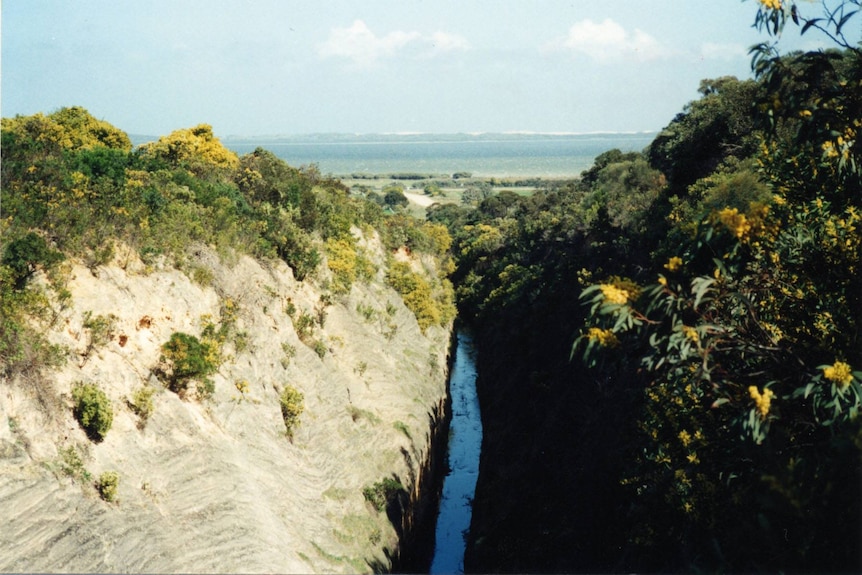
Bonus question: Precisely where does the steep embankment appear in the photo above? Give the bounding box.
[0,239,450,573]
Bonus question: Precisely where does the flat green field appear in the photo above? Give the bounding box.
[339,173,574,217]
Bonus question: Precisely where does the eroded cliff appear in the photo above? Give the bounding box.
[0,238,451,574]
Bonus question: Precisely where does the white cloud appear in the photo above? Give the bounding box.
[318,20,421,66]
[426,31,471,55]
[698,42,746,61]
[318,21,470,66]
[544,18,668,62]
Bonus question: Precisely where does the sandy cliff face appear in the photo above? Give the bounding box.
[0,239,450,573]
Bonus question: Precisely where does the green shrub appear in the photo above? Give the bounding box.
[95,471,119,502]
[82,311,117,355]
[129,385,155,424]
[2,232,64,288]
[160,332,219,392]
[362,477,406,512]
[313,339,328,359]
[72,382,113,442]
[293,310,316,342]
[279,385,305,439]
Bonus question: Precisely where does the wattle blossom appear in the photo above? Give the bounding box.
[749,386,775,419]
[823,361,854,388]
[600,284,629,305]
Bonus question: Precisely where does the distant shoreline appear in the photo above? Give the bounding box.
[129,131,656,179]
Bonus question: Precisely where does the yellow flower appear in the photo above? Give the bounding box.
[717,207,751,240]
[682,326,699,343]
[678,430,692,447]
[658,276,668,287]
[823,361,854,388]
[599,284,629,305]
[759,0,782,11]
[586,327,619,348]
[748,386,775,419]
[822,141,840,158]
[664,256,683,272]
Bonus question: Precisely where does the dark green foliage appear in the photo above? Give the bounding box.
[383,186,408,209]
[647,76,761,195]
[236,147,309,207]
[2,232,64,288]
[160,332,218,393]
[456,27,862,573]
[72,382,113,442]
[68,146,131,182]
[362,477,405,512]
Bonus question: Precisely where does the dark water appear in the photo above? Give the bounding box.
[223,133,655,178]
[430,331,482,575]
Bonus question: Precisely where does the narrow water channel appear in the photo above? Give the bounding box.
[430,331,482,574]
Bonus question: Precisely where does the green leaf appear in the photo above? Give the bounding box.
[691,277,716,309]
[835,10,858,34]
[800,17,822,34]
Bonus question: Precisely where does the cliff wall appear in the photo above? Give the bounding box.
[0,239,451,574]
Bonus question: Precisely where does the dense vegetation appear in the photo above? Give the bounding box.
[439,3,862,572]
[0,108,454,397]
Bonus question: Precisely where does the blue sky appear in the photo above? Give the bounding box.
[1,0,848,137]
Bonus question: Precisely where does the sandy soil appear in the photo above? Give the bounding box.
[0,235,450,574]
[403,191,437,207]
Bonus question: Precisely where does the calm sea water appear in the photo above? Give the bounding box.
[224,133,656,178]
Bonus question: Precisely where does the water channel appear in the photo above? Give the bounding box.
[429,331,483,574]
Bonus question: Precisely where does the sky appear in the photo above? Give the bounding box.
[1,0,851,137]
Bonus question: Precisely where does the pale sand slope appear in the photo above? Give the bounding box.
[403,191,437,207]
[0,233,451,574]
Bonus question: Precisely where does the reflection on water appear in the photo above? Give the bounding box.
[430,331,482,575]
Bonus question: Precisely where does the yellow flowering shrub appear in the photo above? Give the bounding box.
[822,361,854,388]
[139,124,239,173]
[664,256,683,272]
[325,237,359,294]
[748,386,775,419]
[599,283,629,304]
[587,327,619,348]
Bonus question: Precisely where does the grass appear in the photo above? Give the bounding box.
[58,445,92,483]
[347,405,381,424]
[393,420,412,440]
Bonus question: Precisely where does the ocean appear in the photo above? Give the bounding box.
[222,132,657,179]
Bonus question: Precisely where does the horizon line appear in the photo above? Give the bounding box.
[212,129,659,140]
